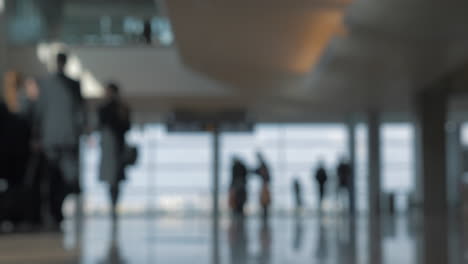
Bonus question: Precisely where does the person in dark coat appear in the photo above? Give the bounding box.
[0,71,41,227]
[229,156,248,216]
[314,161,328,212]
[337,157,352,210]
[36,53,87,228]
[98,83,131,221]
[254,152,271,219]
[142,19,152,45]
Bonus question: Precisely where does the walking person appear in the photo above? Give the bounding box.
[36,52,87,229]
[98,83,131,221]
[314,161,328,212]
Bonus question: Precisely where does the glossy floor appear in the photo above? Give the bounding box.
[0,214,466,264]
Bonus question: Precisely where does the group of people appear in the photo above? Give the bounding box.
[229,153,272,218]
[229,154,353,217]
[0,52,132,231]
[293,157,354,212]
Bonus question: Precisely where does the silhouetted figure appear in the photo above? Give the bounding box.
[337,157,352,211]
[254,152,271,219]
[0,71,40,227]
[98,83,131,221]
[36,53,86,228]
[314,162,328,211]
[293,178,303,212]
[229,157,248,216]
[0,72,32,189]
[143,19,152,44]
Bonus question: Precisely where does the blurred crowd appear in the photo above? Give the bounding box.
[0,52,133,231]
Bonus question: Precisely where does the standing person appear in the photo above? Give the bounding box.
[36,52,87,229]
[337,157,352,211]
[142,19,152,45]
[229,156,248,217]
[292,178,303,212]
[98,83,131,221]
[254,152,271,219]
[0,71,40,227]
[314,161,328,212]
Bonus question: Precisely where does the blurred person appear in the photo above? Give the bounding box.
[98,83,131,221]
[0,71,41,227]
[337,156,352,212]
[143,19,152,45]
[254,152,271,219]
[36,52,87,229]
[229,156,248,217]
[314,161,328,212]
[292,178,303,212]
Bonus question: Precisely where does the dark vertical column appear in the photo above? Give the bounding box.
[414,82,449,264]
[347,118,356,216]
[367,111,381,216]
[367,111,382,264]
[212,126,220,217]
[211,126,220,264]
[446,122,462,209]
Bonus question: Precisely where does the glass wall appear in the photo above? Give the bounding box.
[6,0,173,46]
[82,124,212,216]
[81,122,415,216]
[220,124,348,214]
[381,124,415,212]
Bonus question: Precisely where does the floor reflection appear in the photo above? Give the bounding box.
[97,223,126,264]
[2,214,468,264]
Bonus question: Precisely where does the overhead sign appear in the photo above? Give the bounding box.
[166,110,254,133]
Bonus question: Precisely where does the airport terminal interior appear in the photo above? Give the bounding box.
[2,0,468,263]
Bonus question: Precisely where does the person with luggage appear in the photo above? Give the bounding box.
[98,83,131,221]
[254,152,272,220]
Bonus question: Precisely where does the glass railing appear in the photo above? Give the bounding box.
[6,0,174,46]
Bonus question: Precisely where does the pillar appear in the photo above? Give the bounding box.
[367,111,381,216]
[367,111,382,264]
[415,84,448,216]
[211,126,220,264]
[212,127,220,217]
[347,118,357,215]
[414,81,449,264]
[446,122,462,209]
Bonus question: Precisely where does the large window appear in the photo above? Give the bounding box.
[81,122,415,216]
[381,124,414,211]
[82,124,212,216]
